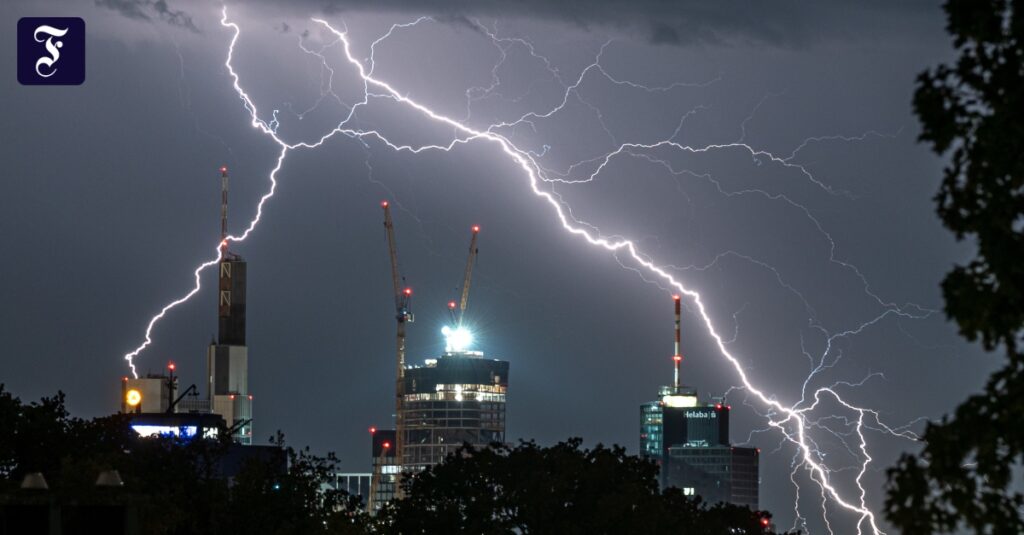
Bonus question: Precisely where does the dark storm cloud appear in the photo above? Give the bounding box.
[95,0,200,33]
[237,0,943,46]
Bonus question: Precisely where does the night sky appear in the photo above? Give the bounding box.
[1,0,994,532]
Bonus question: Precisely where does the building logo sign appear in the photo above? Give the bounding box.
[684,409,717,419]
[17,17,85,85]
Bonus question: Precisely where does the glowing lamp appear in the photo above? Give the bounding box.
[441,325,473,352]
[125,389,142,407]
[382,441,390,449]
[168,362,175,371]
[380,200,389,208]
[472,225,480,233]
[672,355,682,362]
[404,288,412,295]
[220,166,228,173]
[448,301,456,309]
[369,426,377,434]
[672,294,681,301]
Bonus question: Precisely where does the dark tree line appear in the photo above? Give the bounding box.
[379,438,777,534]
[0,385,366,535]
[885,0,1024,533]
[1,386,785,534]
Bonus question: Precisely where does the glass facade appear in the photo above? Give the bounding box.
[640,401,663,458]
[664,446,760,510]
[400,352,509,472]
[368,429,398,513]
[332,473,372,504]
[640,387,759,509]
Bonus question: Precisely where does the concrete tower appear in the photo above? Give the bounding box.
[208,166,253,444]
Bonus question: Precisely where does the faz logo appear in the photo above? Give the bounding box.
[18,17,85,85]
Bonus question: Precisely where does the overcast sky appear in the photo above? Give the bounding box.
[0,0,992,532]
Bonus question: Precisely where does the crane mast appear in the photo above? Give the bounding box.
[381,201,410,497]
[456,225,480,326]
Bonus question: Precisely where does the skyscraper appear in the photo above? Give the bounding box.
[367,429,398,513]
[639,296,759,509]
[207,166,253,444]
[399,349,509,472]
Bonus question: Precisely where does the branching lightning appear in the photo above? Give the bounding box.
[117,9,936,533]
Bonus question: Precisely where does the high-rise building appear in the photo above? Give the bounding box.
[400,350,509,472]
[206,166,253,444]
[368,429,398,513]
[639,296,759,509]
[640,391,760,509]
[207,251,253,444]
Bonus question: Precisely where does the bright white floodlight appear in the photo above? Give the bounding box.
[441,325,473,352]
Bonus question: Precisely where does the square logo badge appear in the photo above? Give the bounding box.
[18,17,86,85]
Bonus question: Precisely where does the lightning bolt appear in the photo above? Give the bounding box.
[117,10,933,533]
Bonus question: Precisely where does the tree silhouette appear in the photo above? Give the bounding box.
[886,1,1024,532]
[377,439,779,535]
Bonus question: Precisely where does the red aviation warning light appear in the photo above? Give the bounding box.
[471,225,480,233]
[380,200,389,208]
[369,426,377,434]
[382,441,391,449]
[448,301,457,309]
[168,362,176,371]
[673,355,682,362]
[404,287,412,296]
[219,166,228,174]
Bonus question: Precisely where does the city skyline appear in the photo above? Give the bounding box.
[0,1,991,532]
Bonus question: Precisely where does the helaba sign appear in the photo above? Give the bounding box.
[18,17,86,85]
[684,409,717,419]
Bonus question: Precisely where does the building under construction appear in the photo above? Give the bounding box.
[375,201,510,500]
[639,296,759,509]
[401,350,509,471]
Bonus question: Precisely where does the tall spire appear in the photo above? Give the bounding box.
[219,166,229,255]
[673,294,682,390]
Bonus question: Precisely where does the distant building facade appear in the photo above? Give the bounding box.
[332,473,372,505]
[121,374,173,414]
[368,429,398,513]
[640,385,759,509]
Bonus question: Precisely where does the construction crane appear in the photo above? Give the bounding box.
[381,201,411,497]
[448,225,480,326]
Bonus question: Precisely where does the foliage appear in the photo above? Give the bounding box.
[2,387,787,533]
[0,385,367,534]
[376,438,780,535]
[886,1,1024,533]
